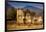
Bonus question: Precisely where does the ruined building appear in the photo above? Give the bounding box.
[16,8,43,25]
[16,8,24,24]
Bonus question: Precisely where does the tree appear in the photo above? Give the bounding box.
[7,7,17,20]
[31,12,36,24]
[31,12,36,17]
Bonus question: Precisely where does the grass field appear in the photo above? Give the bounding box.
[7,20,43,30]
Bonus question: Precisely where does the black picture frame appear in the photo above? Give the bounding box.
[5,1,44,31]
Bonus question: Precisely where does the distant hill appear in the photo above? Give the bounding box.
[24,5,43,16]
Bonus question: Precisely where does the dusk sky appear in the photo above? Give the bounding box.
[8,2,43,9]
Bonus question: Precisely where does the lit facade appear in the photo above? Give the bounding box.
[16,8,43,25]
[16,8,24,24]
[32,16,43,24]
